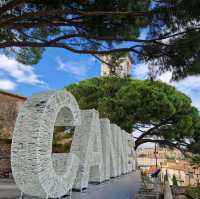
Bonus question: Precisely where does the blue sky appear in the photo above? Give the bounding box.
[0,48,101,96]
[0,47,200,111]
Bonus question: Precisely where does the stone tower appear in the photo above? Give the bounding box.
[100,54,132,78]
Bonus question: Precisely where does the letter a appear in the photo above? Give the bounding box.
[71,109,104,191]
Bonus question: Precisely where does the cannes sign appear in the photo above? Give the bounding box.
[11,90,135,198]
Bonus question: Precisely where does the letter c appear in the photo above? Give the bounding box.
[11,91,81,198]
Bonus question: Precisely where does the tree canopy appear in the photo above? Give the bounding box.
[0,0,200,80]
[66,77,200,152]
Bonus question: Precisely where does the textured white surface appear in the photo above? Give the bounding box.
[119,130,127,174]
[11,90,137,198]
[127,133,135,172]
[71,110,104,190]
[115,125,123,176]
[122,130,128,174]
[11,91,81,198]
[110,124,120,177]
[100,118,113,180]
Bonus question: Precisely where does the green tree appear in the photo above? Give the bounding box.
[141,0,200,80]
[172,175,178,186]
[0,1,200,80]
[66,77,200,151]
[0,0,150,65]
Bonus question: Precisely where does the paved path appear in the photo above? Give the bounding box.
[72,171,141,199]
[0,171,141,199]
[0,179,20,199]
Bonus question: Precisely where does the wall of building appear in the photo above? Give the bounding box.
[0,143,11,178]
[161,166,200,187]
[137,147,183,160]
[0,91,26,178]
[137,147,200,187]
[100,54,132,78]
[0,91,26,138]
[137,157,166,169]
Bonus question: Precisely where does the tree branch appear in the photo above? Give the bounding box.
[133,126,146,133]
[135,112,180,146]
[0,0,24,16]
[135,138,186,153]
[135,123,165,144]
[0,41,141,55]
[0,8,154,27]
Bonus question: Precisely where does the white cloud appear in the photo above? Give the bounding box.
[172,76,200,110]
[157,72,200,109]
[57,57,90,78]
[173,76,200,94]
[157,71,172,83]
[88,56,97,63]
[0,79,16,91]
[0,54,44,85]
[192,99,200,112]
[133,63,149,79]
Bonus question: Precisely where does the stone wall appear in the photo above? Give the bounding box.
[0,91,26,178]
[0,91,26,138]
[0,143,11,178]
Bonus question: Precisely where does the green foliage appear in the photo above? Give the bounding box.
[52,143,71,153]
[0,138,12,144]
[172,175,178,186]
[0,0,150,65]
[1,1,200,80]
[189,154,200,167]
[16,47,45,65]
[63,132,74,139]
[66,77,200,151]
[142,0,200,80]
[185,186,200,199]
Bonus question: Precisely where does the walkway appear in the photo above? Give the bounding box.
[0,171,141,199]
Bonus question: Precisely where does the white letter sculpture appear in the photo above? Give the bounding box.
[11,90,136,198]
[71,109,104,190]
[11,91,81,198]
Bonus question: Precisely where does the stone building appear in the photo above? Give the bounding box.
[137,147,200,186]
[137,147,184,171]
[100,54,132,78]
[161,161,200,186]
[137,147,184,161]
[0,90,26,138]
[0,90,26,177]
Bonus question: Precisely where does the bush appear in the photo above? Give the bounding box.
[0,138,12,144]
[185,186,200,199]
[172,174,178,186]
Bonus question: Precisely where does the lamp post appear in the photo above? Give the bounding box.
[154,143,158,168]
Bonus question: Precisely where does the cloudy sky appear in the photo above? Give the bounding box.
[0,47,200,112]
